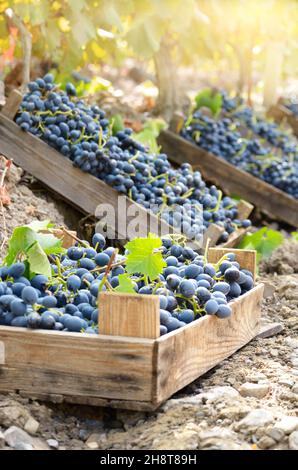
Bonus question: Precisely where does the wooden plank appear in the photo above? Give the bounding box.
[237,199,254,219]
[203,223,224,248]
[158,130,298,227]
[99,292,160,339]
[268,104,298,137]
[256,322,284,339]
[154,283,264,404]
[18,390,159,411]
[0,114,174,242]
[0,327,155,403]
[1,89,23,119]
[208,247,257,280]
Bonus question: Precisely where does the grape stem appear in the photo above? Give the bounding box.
[98,248,119,294]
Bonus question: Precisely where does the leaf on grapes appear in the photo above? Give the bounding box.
[35,232,65,255]
[26,241,52,278]
[133,118,167,153]
[239,227,284,262]
[125,233,166,281]
[114,274,136,294]
[194,88,222,116]
[4,227,37,266]
[26,220,54,231]
[111,114,124,135]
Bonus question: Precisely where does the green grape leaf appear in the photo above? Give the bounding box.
[239,227,284,262]
[35,232,65,255]
[114,273,136,294]
[26,220,54,231]
[194,88,223,116]
[26,241,52,278]
[125,233,166,281]
[4,227,37,266]
[111,114,125,135]
[291,232,298,241]
[133,118,167,153]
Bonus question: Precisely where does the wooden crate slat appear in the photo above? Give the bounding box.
[158,130,298,227]
[0,327,155,403]
[100,292,160,339]
[154,283,264,404]
[268,104,298,137]
[208,247,257,280]
[1,89,23,119]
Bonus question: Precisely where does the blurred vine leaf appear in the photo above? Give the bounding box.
[194,88,223,116]
[238,227,284,263]
[110,114,125,135]
[291,232,298,241]
[133,118,167,153]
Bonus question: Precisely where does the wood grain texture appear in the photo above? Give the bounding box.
[0,327,155,403]
[208,247,257,280]
[17,390,159,411]
[158,130,298,227]
[99,292,160,339]
[154,283,264,404]
[237,200,254,219]
[1,89,23,119]
[268,104,298,137]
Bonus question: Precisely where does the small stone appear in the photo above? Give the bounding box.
[79,429,89,441]
[270,349,279,357]
[246,372,267,383]
[285,337,298,349]
[0,431,5,449]
[267,427,285,443]
[4,426,34,449]
[86,433,102,449]
[257,436,275,449]
[274,416,298,435]
[47,439,59,449]
[4,426,49,450]
[14,442,33,450]
[239,383,270,399]
[236,409,274,431]
[291,357,298,367]
[24,417,40,435]
[201,386,239,403]
[198,427,250,450]
[292,384,298,394]
[289,431,298,450]
[218,405,251,420]
[278,379,294,388]
[0,400,31,428]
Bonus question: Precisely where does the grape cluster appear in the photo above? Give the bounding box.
[182,93,298,199]
[15,75,251,244]
[221,92,298,158]
[0,234,254,336]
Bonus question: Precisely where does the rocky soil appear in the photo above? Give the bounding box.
[0,163,298,451]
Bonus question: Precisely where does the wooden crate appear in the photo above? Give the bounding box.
[0,90,252,249]
[158,130,298,227]
[0,248,264,411]
[267,102,298,138]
